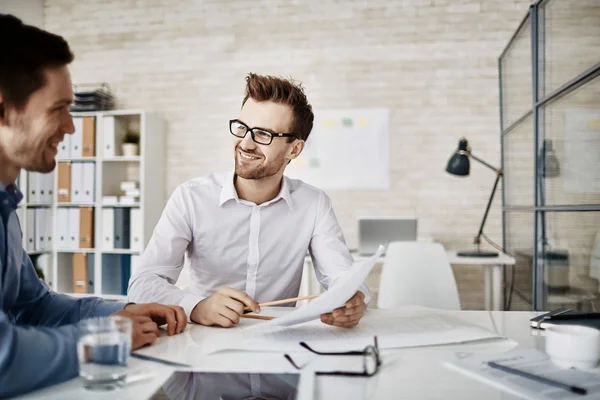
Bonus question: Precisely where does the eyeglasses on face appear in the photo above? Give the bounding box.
[229,119,298,145]
[284,336,381,377]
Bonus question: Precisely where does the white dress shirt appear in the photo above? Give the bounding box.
[128,172,369,318]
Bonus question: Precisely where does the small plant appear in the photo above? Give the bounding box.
[122,130,140,145]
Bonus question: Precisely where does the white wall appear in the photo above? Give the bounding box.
[0,0,44,27]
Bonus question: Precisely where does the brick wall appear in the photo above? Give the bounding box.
[43,0,536,309]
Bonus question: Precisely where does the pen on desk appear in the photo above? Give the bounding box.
[130,353,191,368]
[243,294,320,312]
[487,362,587,395]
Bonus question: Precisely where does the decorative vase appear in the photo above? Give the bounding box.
[122,143,139,156]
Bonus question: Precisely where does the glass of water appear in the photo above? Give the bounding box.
[77,316,132,390]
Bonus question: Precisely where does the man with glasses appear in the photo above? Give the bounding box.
[129,73,369,328]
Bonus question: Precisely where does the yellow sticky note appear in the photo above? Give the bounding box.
[293,157,307,167]
[588,119,600,131]
[358,118,369,127]
[321,119,336,129]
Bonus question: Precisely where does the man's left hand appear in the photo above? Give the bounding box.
[124,303,187,336]
[320,291,366,328]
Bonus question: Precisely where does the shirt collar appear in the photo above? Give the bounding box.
[219,172,294,210]
[0,181,23,208]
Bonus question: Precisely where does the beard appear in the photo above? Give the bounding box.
[234,146,287,180]
[12,115,58,173]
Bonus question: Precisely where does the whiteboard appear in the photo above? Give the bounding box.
[286,109,389,190]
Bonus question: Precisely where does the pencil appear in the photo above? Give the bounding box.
[240,314,275,321]
[244,294,320,311]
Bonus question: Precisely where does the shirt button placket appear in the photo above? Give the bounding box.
[245,206,261,299]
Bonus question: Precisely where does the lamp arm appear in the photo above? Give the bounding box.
[469,153,501,174]
[474,171,503,247]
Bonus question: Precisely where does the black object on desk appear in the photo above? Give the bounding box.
[530,308,600,330]
[487,362,587,395]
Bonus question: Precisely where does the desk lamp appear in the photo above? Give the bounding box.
[445,138,501,257]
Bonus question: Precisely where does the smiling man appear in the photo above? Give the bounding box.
[128,73,369,328]
[0,15,187,398]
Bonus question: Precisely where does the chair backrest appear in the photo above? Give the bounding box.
[377,241,461,310]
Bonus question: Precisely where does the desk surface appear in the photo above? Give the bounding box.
[21,308,544,400]
[305,250,516,265]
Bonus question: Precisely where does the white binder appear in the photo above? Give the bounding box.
[103,116,116,158]
[130,208,142,251]
[71,118,83,158]
[70,163,84,203]
[102,208,114,250]
[82,163,95,203]
[57,134,71,159]
[27,172,38,203]
[56,208,70,249]
[44,172,55,203]
[35,209,45,250]
[130,254,141,277]
[25,209,35,252]
[68,208,80,249]
[45,209,53,249]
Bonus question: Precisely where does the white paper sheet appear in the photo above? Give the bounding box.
[249,245,385,330]
[192,306,507,354]
[444,349,600,400]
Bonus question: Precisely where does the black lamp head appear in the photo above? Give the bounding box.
[446,138,470,176]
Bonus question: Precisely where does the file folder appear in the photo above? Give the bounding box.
[82,163,95,203]
[103,116,116,158]
[57,162,71,203]
[25,209,35,252]
[79,207,94,249]
[70,163,84,203]
[130,208,142,251]
[113,208,130,249]
[57,134,71,159]
[34,209,45,250]
[87,254,95,294]
[120,255,131,295]
[68,208,80,249]
[27,172,38,203]
[45,171,55,203]
[102,208,114,250]
[131,254,141,277]
[81,117,96,157]
[102,254,121,294]
[45,208,53,249]
[71,118,83,158]
[73,253,87,293]
[56,208,70,249]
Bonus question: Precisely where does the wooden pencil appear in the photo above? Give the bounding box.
[244,294,320,311]
[240,314,275,321]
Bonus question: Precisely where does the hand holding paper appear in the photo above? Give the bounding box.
[320,290,367,328]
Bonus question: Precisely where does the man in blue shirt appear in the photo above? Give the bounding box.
[0,15,188,397]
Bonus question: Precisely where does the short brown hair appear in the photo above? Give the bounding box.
[242,73,314,142]
[0,14,74,110]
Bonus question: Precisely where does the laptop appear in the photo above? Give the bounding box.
[358,217,418,255]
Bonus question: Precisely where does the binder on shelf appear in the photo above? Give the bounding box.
[34,209,44,250]
[81,117,96,157]
[25,209,35,252]
[113,208,131,249]
[56,208,70,249]
[27,172,38,203]
[57,134,71,159]
[120,255,131,295]
[82,163,95,203]
[102,208,115,250]
[73,253,87,294]
[102,254,121,295]
[87,254,95,294]
[57,162,71,203]
[103,116,116,158]
[71,118,83,158]
[45,208,53,249]
[130,208,142,251]
[70,162,84,203]
[67,208,80,249]
[45,172,55,203]
[79,207,94,249]
[131,254,141,277]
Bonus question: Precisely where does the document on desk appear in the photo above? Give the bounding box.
[444,349,600,400]
[251,245,385,329]
[197,306,507,354]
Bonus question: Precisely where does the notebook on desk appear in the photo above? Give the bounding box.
[530,308,600,330]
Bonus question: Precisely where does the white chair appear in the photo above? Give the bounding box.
[377,242,461,310]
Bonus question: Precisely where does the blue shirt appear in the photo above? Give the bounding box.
[0,182,124,397]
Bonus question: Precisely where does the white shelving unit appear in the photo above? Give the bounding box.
[18,109,166,301]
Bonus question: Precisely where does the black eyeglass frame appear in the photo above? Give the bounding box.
[229,119,299,145]
[284,336,381,377]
